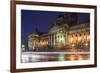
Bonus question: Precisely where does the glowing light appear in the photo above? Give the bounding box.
[59,37,62,42]
[78,36,81,42]
[40,41,48,46]
[70,55,75,61]
[85,43,88,46]
[72,44,75,47]
[62,36,64,41]
[70,37,73,43]
[21,44,25,51]
[87,35,90,40]
[22,44,25,48]
[78,55,83,60]
[84,35,86,40]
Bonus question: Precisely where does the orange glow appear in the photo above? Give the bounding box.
[40,40,48,46]
[78,36,81,42]
[87,35,90,41]
[72,44,75,47]
[78,55,83,60]
[70,37,73,43]
[85,43,88,46]
[70,55,75,61]
[83,35,86,40]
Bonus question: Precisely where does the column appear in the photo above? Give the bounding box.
[54,34,55,48]
[52,34,54,48]
[51,34,52,47]
[48,34,50,46]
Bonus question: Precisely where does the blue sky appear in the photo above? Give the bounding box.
[21,10,90,41]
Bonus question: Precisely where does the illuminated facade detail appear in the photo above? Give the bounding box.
[28,31,49,51]
[49,23,90,50]
[49,25,68,49]
[28,33,39,50]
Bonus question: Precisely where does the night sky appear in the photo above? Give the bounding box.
[21,10,90,42]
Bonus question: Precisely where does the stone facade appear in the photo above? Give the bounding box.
[28,13,90,51]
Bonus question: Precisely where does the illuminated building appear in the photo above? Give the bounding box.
[28,13,90,51]
[48,13,90,51]
[28,33,39,51]
[39,34,48,47]
[28,28,48,51]
[48,23,90,49]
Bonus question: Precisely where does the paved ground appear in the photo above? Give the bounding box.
[28,47,89,52]
[21,52,90,63]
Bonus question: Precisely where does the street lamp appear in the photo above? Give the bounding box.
[21,44,25,51]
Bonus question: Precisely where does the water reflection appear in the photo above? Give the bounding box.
[21,52,90,63]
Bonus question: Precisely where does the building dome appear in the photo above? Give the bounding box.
[49,25,62,34]
[49,23,69,34]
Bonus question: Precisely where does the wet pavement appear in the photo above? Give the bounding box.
[21,52,90,63]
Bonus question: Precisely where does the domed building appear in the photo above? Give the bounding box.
[28,13,90,52]
[48,13,90,51]
[28,28,49,51]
